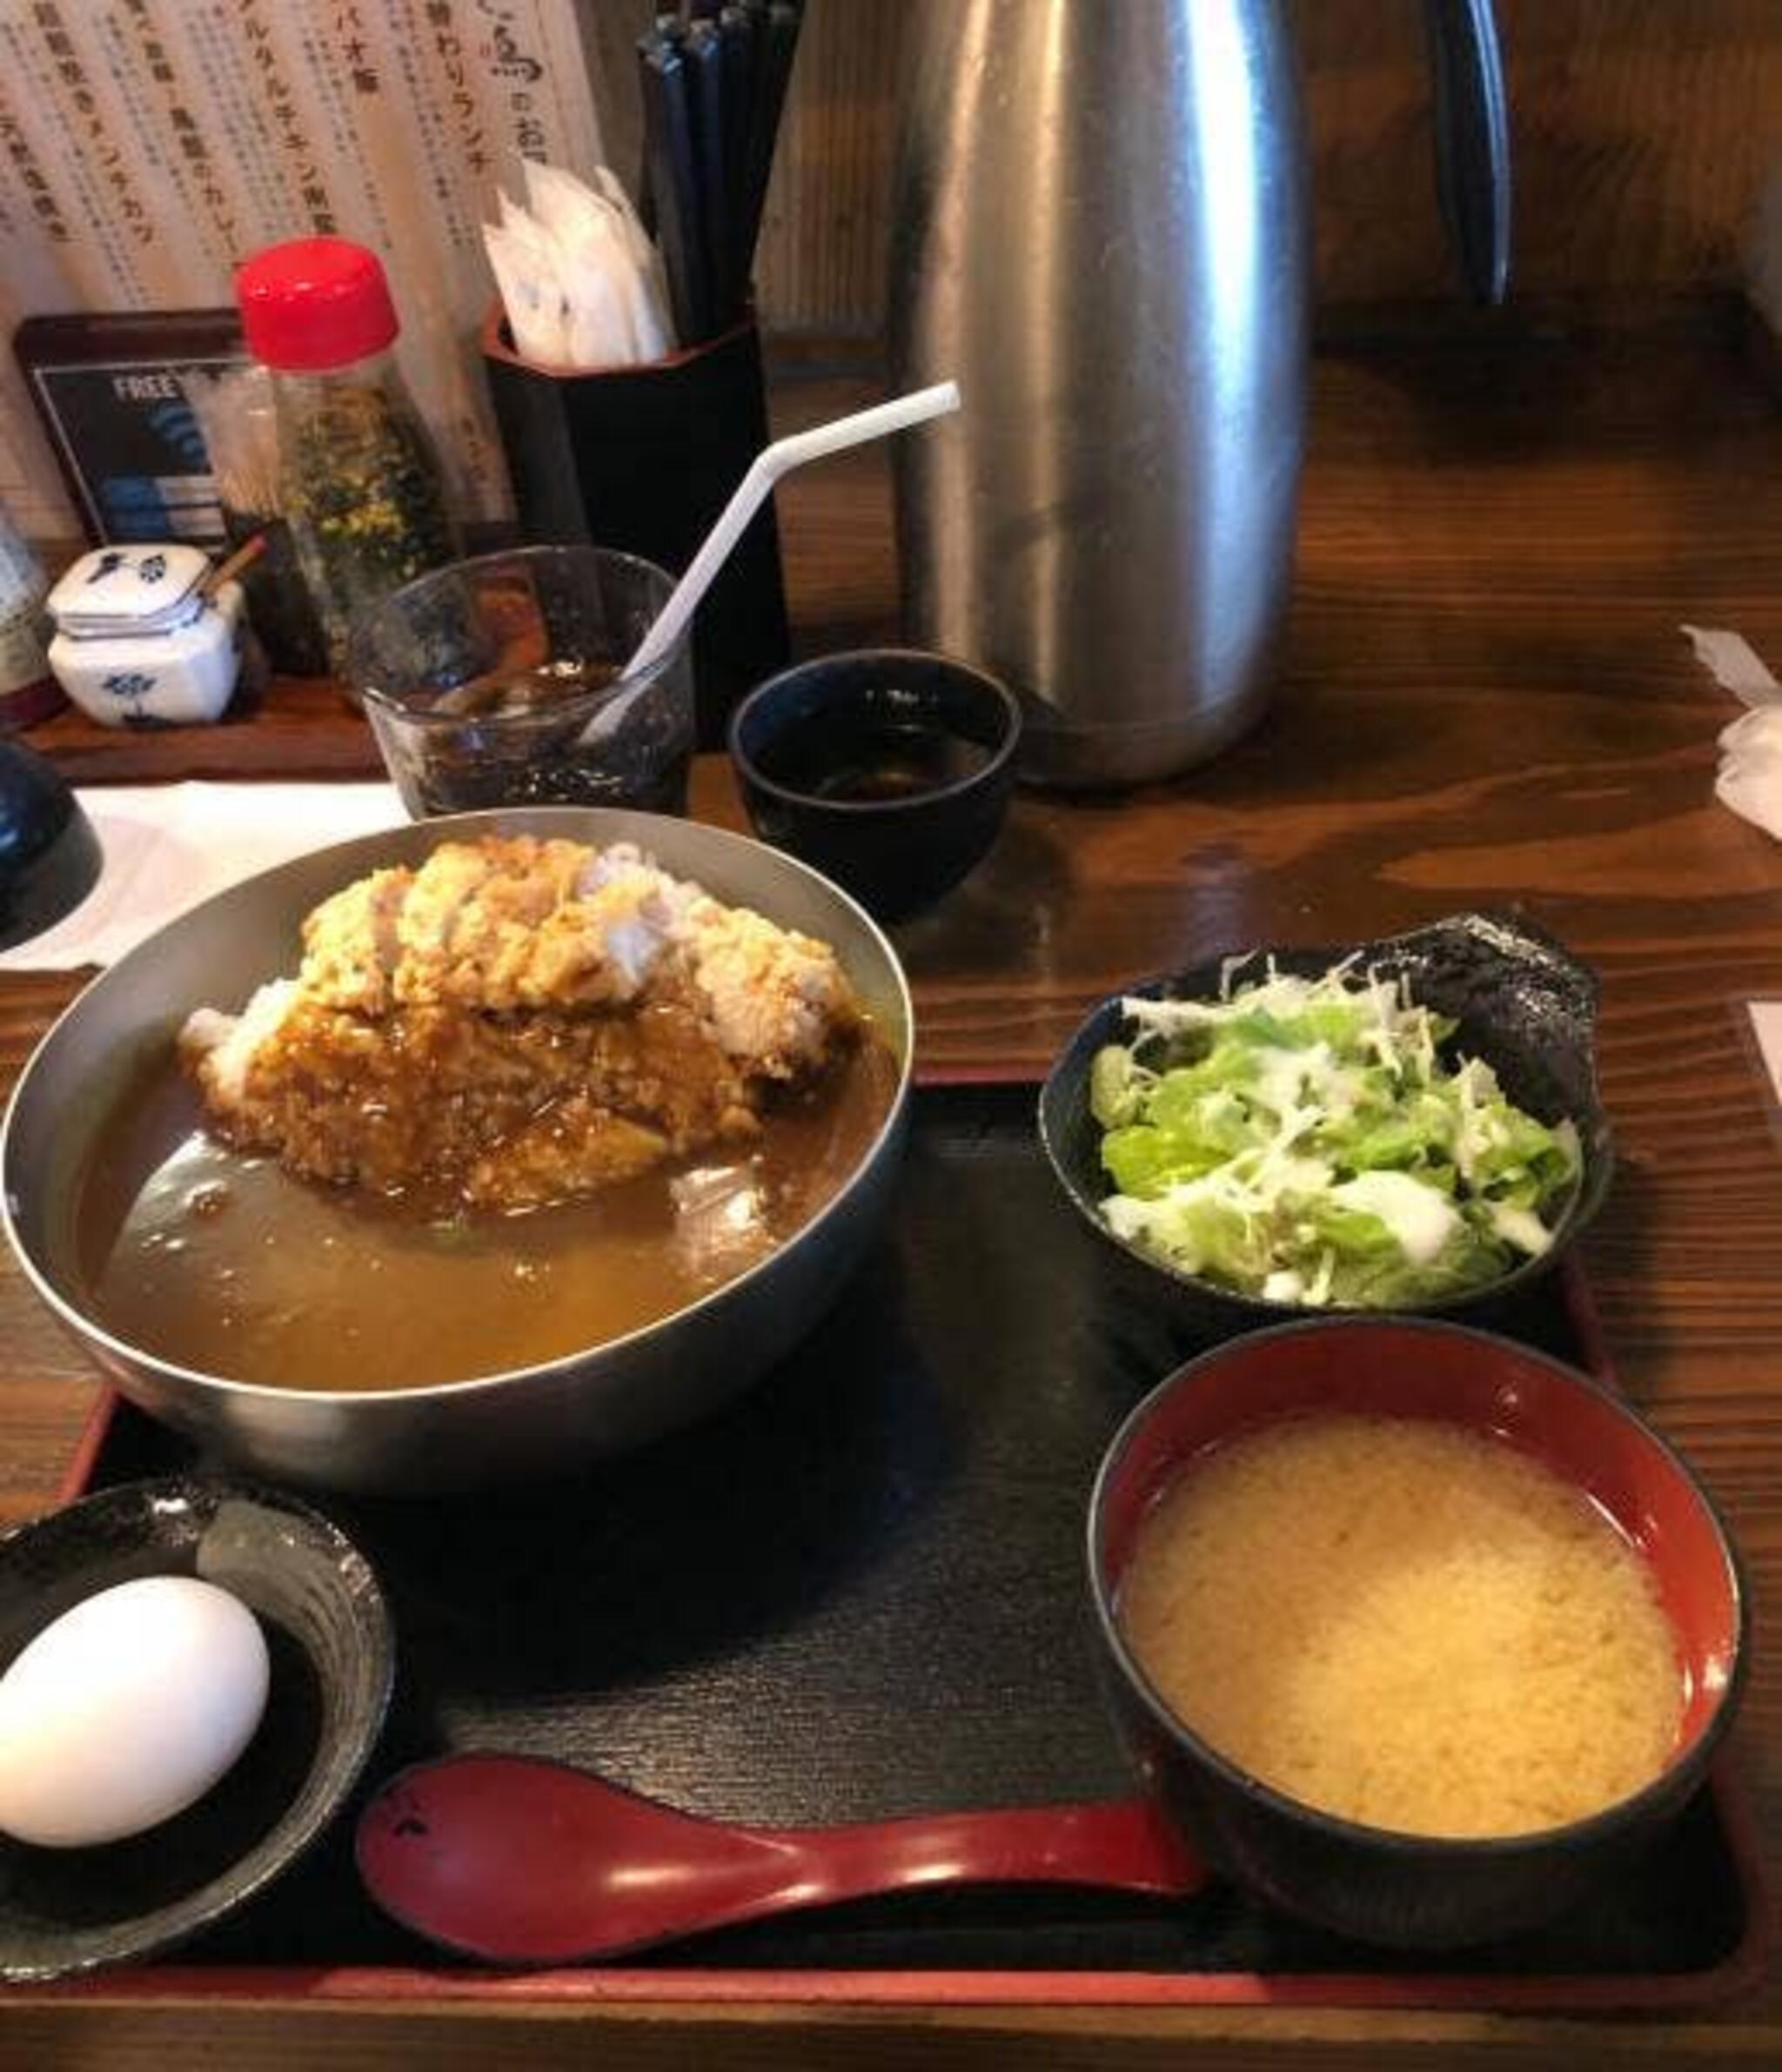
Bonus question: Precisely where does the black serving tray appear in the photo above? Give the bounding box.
[58,1081,1765,2009]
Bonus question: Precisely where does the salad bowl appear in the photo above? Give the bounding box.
[1039,912,1614,1333]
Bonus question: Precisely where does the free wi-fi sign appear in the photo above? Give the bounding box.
[13,311,246,551]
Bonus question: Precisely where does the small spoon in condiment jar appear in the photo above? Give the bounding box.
[356,1753,1203,1966]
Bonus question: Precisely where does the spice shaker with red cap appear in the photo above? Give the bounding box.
[235,238,456,683]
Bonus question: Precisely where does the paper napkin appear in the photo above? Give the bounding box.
[1681,625,1782,842]
[0,781,405,973]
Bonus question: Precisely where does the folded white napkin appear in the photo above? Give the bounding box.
[0,781,405,973]
[1718,708,1782,842]
[1681,626,1782,841]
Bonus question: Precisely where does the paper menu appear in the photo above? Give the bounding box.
[0,0,608,539]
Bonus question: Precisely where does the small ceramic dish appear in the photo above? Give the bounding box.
[1039,911,1615,1330]
[1089,1317,1747,1948]
[0,1474,393,1981]
[728,648,1022,920]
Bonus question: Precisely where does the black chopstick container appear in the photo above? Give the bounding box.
[480,305,788,748]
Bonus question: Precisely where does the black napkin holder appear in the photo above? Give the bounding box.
[480,307,789,748]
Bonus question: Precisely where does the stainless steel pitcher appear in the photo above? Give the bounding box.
[888,0,1510,786]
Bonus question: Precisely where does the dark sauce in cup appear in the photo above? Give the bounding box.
[754,704,995,803]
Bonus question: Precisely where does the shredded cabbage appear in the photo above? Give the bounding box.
[1090,960,1580,1307]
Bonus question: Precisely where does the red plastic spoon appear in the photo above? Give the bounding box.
[356,1753,1205,1965]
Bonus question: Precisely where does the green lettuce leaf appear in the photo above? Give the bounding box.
[1090,962,1580,1307]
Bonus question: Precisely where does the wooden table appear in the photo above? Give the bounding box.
[2,312,1779,2069]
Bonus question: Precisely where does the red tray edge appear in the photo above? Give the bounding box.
[21,1847,1772,2015]
[34,1079,1773,2018]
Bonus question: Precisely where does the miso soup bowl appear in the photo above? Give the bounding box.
[1088,1317,1746,1948]
[1,808,912,1494]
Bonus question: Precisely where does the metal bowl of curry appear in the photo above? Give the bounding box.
[2,808,913,1492]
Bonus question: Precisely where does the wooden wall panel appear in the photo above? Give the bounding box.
[588,0,1781,339]
[1297,0,1781,305]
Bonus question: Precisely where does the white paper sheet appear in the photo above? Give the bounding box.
[0,781,403,972]
[1749,1002,1782,1112]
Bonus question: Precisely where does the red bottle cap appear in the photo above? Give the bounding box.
[235,238,400,372]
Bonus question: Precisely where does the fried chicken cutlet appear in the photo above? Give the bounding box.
[179,837,860,1210]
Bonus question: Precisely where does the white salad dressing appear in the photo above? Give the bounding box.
[1489,1201,1555,1257]
[1246,1042,1366,1124]
[1327,1170,1459,1265]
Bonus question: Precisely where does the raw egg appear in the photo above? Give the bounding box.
[0,1574,270,1848]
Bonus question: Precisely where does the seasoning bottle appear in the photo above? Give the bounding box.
[0,508,64,728]
[234,238,456,686]
[184,365,331,678]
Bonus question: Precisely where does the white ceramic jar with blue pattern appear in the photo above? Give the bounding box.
[45,543,245,728]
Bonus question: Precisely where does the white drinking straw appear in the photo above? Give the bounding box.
[623,381,962,684]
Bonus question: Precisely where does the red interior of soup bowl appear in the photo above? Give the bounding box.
[1093,1317,1743,1770]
